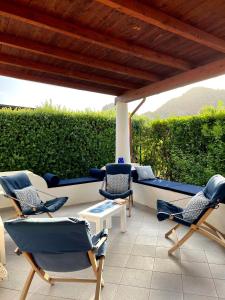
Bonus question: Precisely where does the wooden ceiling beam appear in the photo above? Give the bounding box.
[0,33,160,82]
[0,65,120,95]
[0,53,137,90]
[97,0,225,54]
[0,2,191,70]
[116,58,225,102]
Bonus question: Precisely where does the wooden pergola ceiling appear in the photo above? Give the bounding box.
[1,0,225,102]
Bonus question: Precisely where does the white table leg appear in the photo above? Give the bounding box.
[0,217,6,265]
[120,204,127,233]
[95,219,103,233]
[106,217,112,229]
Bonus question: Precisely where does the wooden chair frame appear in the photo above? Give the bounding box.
[101,176,134,217]
[18,236,107,300]
[165,207,225,254]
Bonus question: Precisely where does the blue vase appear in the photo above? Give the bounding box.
[118,157,125,163]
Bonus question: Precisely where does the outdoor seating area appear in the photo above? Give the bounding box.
[1,0,225,299]
[1,202,225,299]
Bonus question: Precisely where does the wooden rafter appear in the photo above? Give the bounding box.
[0,2,192,70]
[116,57,225,102]
[0,53,137,90]
[0,33,160,82]
[96,0,225,54]
[0,65,120,95]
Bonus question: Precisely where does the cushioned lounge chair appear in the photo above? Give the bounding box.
[4,217,108,300]
[99,164,133,217]
[157,174,225,254]
[0,172,68,217]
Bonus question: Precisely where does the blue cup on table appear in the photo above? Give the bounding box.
[118,157,125,163]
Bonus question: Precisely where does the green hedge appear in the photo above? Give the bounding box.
[0,108,115,178]
[136,112,225,186]
[0,108,224,185]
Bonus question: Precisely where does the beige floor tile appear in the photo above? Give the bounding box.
[182,275,217,297]
[131,244,156,257]
[153,258,182,274]
[184,294,218,300]
[112,232,137,244]
[0,288,20,300]
[180,249,207,263]
[105,253,129,268]
[135,235,157,246]
[103,266,124,284]
[151,272,182,292]
[101,283,118,300]
[156,237,175,248]
[181,261,211,278]
[114,284,150,300]
[206,250,225,265]
[155,246,180,260]
[126,255,154,270]
[27,294,73,300]
[120,268,152,288]
[0,268,28,291]
[149,289,183,300]
[210,264,225,279]
[108,242,133,254]
[214,279,225,298]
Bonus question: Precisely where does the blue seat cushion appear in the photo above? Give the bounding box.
[89,168,106,180]
[22,197,68,215]
[99,189,132,200]
[157,199,192,227]
[136,178,203,196]
[56,177,100,187]
[43,173,60,188]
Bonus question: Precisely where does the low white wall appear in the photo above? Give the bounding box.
[0,170,103,209]
[133,182,225,233]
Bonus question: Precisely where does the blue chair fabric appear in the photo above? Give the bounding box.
[4,217,108,272]
[0,172,68,215]
[99,163,132,200]
[157,174,225,226]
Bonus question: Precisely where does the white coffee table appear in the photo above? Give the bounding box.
[78,200,126,233]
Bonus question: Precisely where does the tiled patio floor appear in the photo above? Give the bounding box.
[1,202,225,299]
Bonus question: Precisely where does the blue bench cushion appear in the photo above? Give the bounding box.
[135,178,203,196]
[57,177,101,187]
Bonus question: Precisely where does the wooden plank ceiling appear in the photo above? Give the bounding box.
[1,0,225,102]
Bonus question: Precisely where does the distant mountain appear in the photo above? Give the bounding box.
[143,87,225,119]
[102,103,115,111]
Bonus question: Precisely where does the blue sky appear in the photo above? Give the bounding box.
[1,74,225,114]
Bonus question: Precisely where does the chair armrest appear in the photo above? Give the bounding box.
[92,228,108,252]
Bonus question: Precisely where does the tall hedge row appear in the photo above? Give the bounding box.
[0,109,116,178]
[137,112,225,186]
[0,108,224,186]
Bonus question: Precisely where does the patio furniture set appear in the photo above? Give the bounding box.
[0,164,225,300]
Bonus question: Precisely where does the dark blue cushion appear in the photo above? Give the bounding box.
[131,170,138,181]
[203,174,225,204]
[4,217,108,272]
[157,199,192,227]
[57,177,100,187]
[0,172,32,198]
[89,168,106,180]
[43,173,60,188]
[99,189,132,200]
[18,197,68,215]
[106,164,131,176]
[136,178,203,196]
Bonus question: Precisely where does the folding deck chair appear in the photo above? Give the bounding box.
[157,174,225,254]
[0,172,68,217]
[99,163,133,217]
[4,217,108,300]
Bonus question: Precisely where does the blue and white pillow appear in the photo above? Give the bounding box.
[107,174,129,193]
[14,186,42,211]
[182,191,209,222]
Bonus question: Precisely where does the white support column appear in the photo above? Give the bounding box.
[116,101,130,163]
